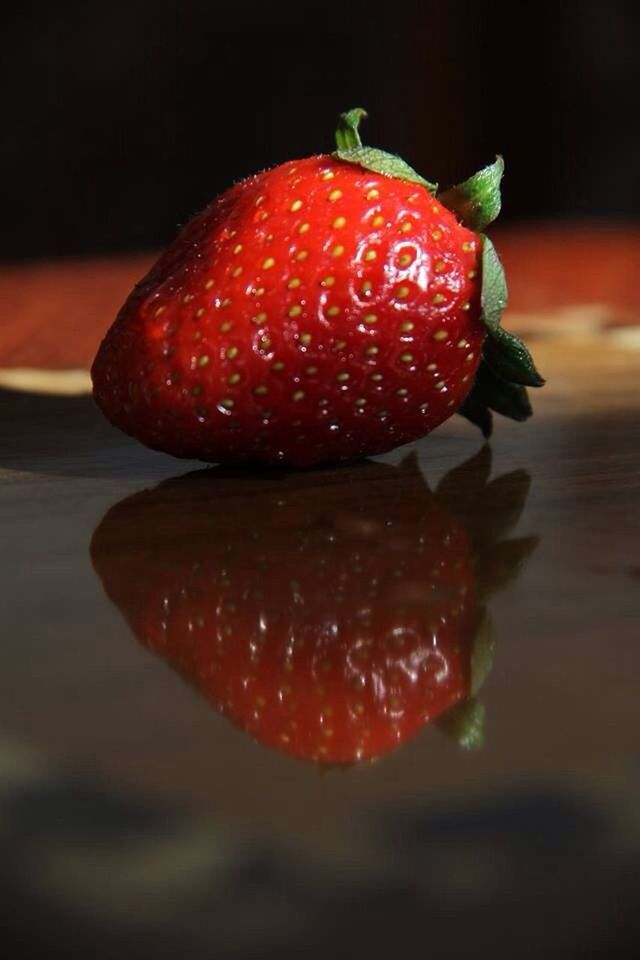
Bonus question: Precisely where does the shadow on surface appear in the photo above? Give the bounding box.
[0,388,198,480]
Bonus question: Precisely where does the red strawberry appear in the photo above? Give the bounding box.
[90,448,537,764]
[92,109,543,467]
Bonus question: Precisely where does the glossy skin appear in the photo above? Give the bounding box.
[90,451,533,765]
[92,156,484,467]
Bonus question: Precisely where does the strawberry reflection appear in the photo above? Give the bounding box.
[90,447,536,765]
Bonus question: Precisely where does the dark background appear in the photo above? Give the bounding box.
[3,0,639,262]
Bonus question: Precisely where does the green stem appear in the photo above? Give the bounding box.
[335,108,367,151]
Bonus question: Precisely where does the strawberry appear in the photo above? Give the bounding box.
[90,448,537,764]
[92,109,543,467]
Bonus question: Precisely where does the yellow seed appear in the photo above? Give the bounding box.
[461,301,470,311]
[433,293,446,305]
[272,361,284,371]
[220,297,231,308]
[400,221,412,233]
[400,352,413,363]
[231,266,243,278]
[337,372,350,382]
[220,321,233,332]
[397,388,408,396]
[432,230,442,241]
[260,337,272,349]
[355,398,367,406]
[292,390,305,401]
[298,222,310,233]
[226,346,239,359]
[183,293,194,303]
[253,287,265,297]
[288,278,301,289]
[328,189,343,201]
[195,307,205,318]
[401,321,414,332]
[220,397,234,409]
[436,380,446,390]
[364,249,377,261]
[321,170,335,180]
[363,313,377,325]
[327,305,340,317]
[333,216,347,229]
[466,352,475,361]
[262,257,275,270]
[332,245,345,257]
[296,250,309,261]
[299,332,312,345]
[361,280,373,294]
[254,385,269,395]
[227,373,241,384]
[233,243,243,254]
[457,339,469,348]
[370,372,383,381]
[305,365,318,375]
[252,312,267,325]
[366,188,380,199]
[468,269,477,278]
[434,260,446,273]
[372,215,384,227]
[398,253,412,266]
[255,195,265,206]
[433,329,448,341]
[204,279,214,290]
[288,304,302,318]
[290,199,303,212]
[334,340,347,350]
[462,241,473,252]
[322,275,335,287]
[396,285,410,299]
[365,345,379,356]
[426,362,437,371]
[198,355,209,367]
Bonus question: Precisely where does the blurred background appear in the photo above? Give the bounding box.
[3,0,639,263]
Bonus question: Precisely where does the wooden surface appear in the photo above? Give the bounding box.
[1,226,639,956]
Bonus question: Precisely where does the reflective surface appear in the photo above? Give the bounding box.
[1,329,640,957]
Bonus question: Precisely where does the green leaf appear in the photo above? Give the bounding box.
[334,107,437,193]
[439,156,504,231]
[459,359,532,433]
[484,327,545,388]
[477,360,533,421]
[480,235,508,333]
[436,697,486,750]
[458,386,493,437]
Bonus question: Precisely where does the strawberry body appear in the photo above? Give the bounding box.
[93,155,484,467]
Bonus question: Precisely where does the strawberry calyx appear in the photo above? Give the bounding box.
[334,108,438,193]
[441,161,545,434]
[334,107,544,437]
[439,156,504,233]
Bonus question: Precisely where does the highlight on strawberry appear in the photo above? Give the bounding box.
[92,109,543,468]
[90,447,538,765]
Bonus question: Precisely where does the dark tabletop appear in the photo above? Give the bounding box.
[1,232,639,958]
